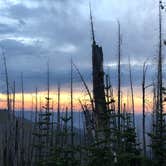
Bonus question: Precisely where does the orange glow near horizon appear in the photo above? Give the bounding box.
[0,91,90,111]
[0,87,153,113]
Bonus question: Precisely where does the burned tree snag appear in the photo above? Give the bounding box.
[90,5,107,131]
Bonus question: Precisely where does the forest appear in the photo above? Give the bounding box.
[0,0,166,166]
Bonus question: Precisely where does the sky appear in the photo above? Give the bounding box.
[0,0,165,111]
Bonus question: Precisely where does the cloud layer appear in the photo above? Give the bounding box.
[0,0,164,93]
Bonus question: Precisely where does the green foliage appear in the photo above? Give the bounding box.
[87,146,115,166]
[39,146,80,166]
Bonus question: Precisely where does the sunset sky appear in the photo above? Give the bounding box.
[0,0,165,112]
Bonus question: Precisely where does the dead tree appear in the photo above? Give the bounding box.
[117,21,121,132]
[90,4,107,133]
[73,63,94,111]
[45,62,52,156]
[70,58,74,147]
[142,60,148,156]
[2,50,10,114]
[150,1,166,163]
[35,88,38,124]
[2,51,10,166]
[128,57,135,128]
[73,63,95,142]
[157,0,163,139]
[20,73,25,166]
[11,81,16,119]
[56,83,61,144]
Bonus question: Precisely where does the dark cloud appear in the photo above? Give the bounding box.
[0,23,17,34]
[0,0,163,93]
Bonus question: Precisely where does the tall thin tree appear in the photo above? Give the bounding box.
[117,21,121,132]
[129,57,135,128]
[70,58,74,147]
[21,73,25,166]
[57,83,61,144]
[2,51,10,114]
[142,60,148,156]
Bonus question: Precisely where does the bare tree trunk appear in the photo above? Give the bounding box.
[35,88,38,124]
[2,51,10,114]
[21,73,25,166]
[129,57,135,128]
[142,61,148,156]
[73,63,94,112]
[78,110,82,162]
[158,0,163,138]
[46,62,51,156]
[12,81,15,119]
[117,21,121,132]
[70,58,74,150]
[57,83,61,145]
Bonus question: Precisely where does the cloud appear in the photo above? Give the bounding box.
[0,0,163,93]
[0,23,17,34]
